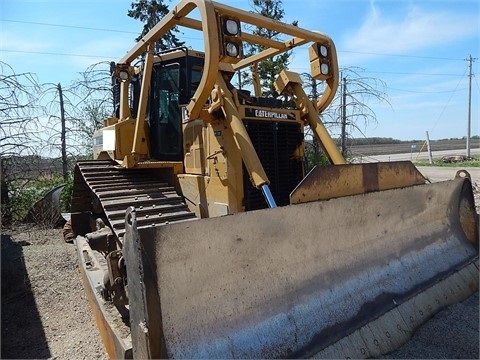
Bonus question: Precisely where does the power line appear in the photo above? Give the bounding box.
[0,18,201,40]
[429,66,468,135]
[474,72,480,93]
[0,19,138,34]
[1,18,475,63]
[291,65,466,77]
[340,50,465,62]
[1,50,472,80]
[363,70,464,77]
[387,86,467,94]
[2,49,113,60]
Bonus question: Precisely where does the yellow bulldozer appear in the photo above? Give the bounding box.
[69,0,479,358]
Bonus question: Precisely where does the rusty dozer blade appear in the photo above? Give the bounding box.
[290,161,427,204]
[123,174,478,359]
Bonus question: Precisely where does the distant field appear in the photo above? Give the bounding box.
[348,139,479,157]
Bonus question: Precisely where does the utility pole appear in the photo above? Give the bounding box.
[58,83,68,182]
[237,71,242,90]
[426,131,433,164]
[310,76,318,102]
[465,55,476,158]
[341,76,347,154]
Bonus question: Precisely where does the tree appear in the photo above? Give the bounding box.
[241,0,297,97]
[335,67,390,153]
[69,62,112,155]
[0,61,42,157]
[302,67,390,165]
[0,60,112,226]
[128,0,184,52]
[41,62,112,160]
[0,62,68,225]
[1,62,43,224]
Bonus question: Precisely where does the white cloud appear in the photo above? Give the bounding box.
[0,30,53,54]
[341,4,478,64]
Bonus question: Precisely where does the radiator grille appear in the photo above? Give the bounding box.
[243,120,304,210]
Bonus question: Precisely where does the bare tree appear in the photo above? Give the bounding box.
[41,62,112,161]
[0,61,42,157]
[1,60,113,226]
[72,61,113,152]
[335,67,390,152]
[1,61,42,213]
[302,67,390,165]
[0,62,64,225]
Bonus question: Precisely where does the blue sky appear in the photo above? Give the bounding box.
[1,0,479,141]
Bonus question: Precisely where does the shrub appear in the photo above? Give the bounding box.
[2,174,71,227]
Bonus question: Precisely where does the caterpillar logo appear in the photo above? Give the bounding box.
[245,107,295,120]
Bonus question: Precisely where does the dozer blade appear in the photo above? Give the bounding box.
[290,161,427,204]
[123,176,478,359]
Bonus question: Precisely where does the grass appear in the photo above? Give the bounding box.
[414,155,480,167]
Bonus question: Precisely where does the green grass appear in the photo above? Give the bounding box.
[414,155,480,167]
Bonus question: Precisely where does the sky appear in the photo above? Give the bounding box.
[1,0,479,142]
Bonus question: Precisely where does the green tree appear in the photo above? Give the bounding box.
[242,0,297,97]
[128,0,184,52]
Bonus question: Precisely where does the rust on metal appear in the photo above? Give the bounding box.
[75,237,132,359]
[71,160,197,359]
[290,161,426,204]
[138,176,478,358]
[62,219,74,243]
[123,208,165,359]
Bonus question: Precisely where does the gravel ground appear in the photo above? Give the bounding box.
[385,292,479,359]
[1,227,108,360]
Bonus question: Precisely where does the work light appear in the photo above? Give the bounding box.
[321,63,329,75]
[308,42,332,80]
[225,43,239,57]
[119,71,130,81]
[225,19,240,36]
[319,45,328,57]
[218,15,243,63]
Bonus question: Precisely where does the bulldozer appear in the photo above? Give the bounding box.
[69,0,479,358]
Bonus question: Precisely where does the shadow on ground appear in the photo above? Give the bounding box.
[1,234,50,359]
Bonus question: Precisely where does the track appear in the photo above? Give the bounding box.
[72,160,197,241]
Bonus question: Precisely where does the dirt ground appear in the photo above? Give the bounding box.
[1,227,108,359]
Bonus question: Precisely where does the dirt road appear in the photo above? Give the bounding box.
[355,148,480,163]
[417,166,480,184]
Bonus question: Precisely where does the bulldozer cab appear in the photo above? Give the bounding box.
[148,49,204,161]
